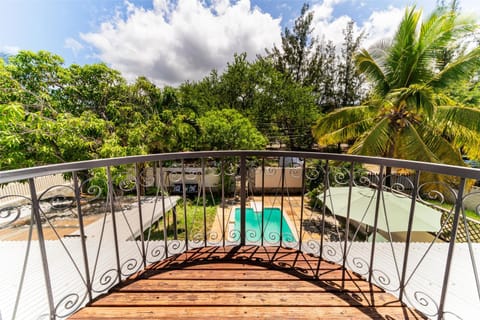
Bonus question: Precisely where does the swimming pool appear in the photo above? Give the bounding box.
[233,207,296,243]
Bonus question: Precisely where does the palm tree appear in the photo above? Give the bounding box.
[312,7,480,167]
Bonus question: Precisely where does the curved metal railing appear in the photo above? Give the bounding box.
[0,151,479,319]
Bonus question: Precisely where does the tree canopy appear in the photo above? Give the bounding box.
[313,6,480,166]
[2,2,479,174]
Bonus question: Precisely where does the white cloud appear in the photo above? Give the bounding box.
[0,45,20,55]
[311,0,345,20]
[309,2,403,53]
[460,0,480,14]
[64,37,84,57]
[81,0,282,86]
[310,0,360,48]
[361,6,404,49]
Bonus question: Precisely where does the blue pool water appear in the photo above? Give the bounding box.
[233,207,295,243]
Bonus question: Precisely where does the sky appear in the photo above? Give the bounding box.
[1,0,479,86]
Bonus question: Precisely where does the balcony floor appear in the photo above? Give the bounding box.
[70,246,426,319]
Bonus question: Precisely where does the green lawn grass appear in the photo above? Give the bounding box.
[144,199,218,241]
[428,200,480,222]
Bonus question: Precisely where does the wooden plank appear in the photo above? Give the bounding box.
[163,245,320,259]
[145,268,360,281]
[179,245,301,254]
[91,291,402,307]
[117,279,381,293]
[176,249,317,259]
[71,306,426,320]
[71,245,426,319]
[151,258,330,267]
[150,256,338,270]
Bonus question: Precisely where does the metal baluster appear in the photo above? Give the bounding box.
[261,158,265,247]
[73,172,93,302]
[438,177,466,320]
[298,159,306,252]
[159,162,169,258]
[221,158,226,247]
[280,158,286,247]
[462,195,480,300]
[134,164,147,269]
[341,163,355,290]
[202,158,207,246]
[368,165,385,284]
[29,178,55,319]
[182,160,188,251]
[316,160,330,278]
[399,170,420,301]
[106,167,121,285]
[240,155,247,246]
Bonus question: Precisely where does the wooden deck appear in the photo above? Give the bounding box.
[70,246,426,319]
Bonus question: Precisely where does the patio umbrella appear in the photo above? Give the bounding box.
[318,187,441,233]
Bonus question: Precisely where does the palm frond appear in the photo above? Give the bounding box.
[312,105,375,137]
[394,121,453,163]
[437,105,480,132]
[435,106,480,159]
[414,121,464,165]
[355,49,389,95]
[388,84,436,118]
[314,118,374,146]
[349,117,392,156]
[431,47,480,88]
[387,7,422,87]
[418,10,455,55]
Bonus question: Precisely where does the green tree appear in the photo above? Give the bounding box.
[177,54,319,150]
[312,7,480,166]
[197,109,267,150]
[0,54,114,169]
[318,40,338,110]
[337,20,365,107]
[265,3,323,93]
[127,76,162,116]
[251,60,319,150]
[263,3,366,113]
[57,63,127,119]
[5,50,64,115]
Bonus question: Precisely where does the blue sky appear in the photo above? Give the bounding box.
[1,0,478,86]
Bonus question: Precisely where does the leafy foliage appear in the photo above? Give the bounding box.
[197,109,267,150]
[264,3,365,111]
[313,7,480,167]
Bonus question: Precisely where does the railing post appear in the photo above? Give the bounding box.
[240,155,247,246]
[134,164,147,269]
[106,167,122,285]
[368,165,385,284]
[202,158,207,246]
[320,160,330,256]
[341,162,355,290]
[159,161,169,258]
[73,172,93,303]
[316,160,330,278]
[280,158,286,246]
[438,177,466,320]
[181,160,188,250]
[279,157,285,247]
[29,178,56,320]
[399,170,420,301]
[221,158,226,247]
[261,158,265,247]
[298,160,306,251]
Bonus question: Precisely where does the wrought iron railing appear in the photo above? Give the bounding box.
[0,151,479,320]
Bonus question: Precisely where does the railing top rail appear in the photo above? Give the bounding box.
[1,150,480,184]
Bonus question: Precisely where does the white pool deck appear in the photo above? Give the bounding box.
[0,196,479,320]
